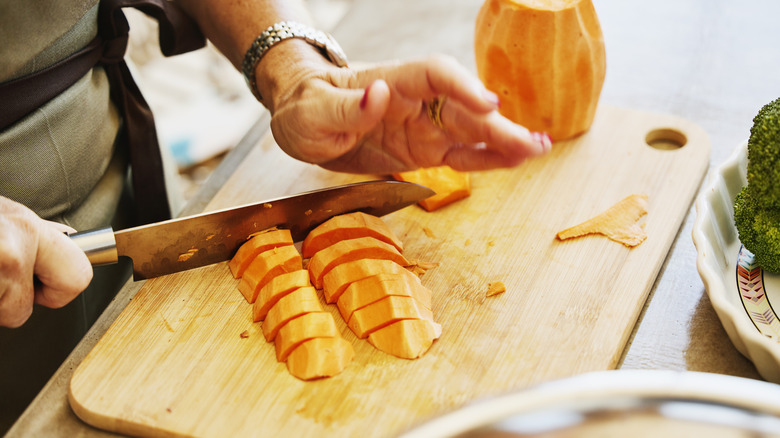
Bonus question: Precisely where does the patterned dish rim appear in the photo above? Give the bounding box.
[692,139,780,383]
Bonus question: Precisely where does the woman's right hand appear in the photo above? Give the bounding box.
[0,196,93,328]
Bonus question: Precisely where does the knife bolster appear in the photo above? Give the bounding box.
[69,227,119,266]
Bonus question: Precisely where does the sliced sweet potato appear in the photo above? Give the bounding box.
[274,312,339,362]
[393,166,470,212]
[228,229,293,278]
[262,286,322,341]
[238,245,302,304]
[252,270,311,322]
[347,295,433,338]
[337,271,432,323]
[556,194,649,247]
[301,212,403,259]
[307,236,409,290]
[321,258,411,304]
[367,319,442,359]
[286,337,355,381]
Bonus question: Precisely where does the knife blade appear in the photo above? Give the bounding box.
[69,180,434,280]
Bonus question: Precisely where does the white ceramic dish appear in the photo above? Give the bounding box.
[400,370,780,437]
[692,140,780,383]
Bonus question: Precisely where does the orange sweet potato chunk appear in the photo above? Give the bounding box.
[252,270,311,322]
[307,236,409,290]
[301,212,403,258]
[556,194,649,247]
[347,295,433,338]
[262,286,322,342]
[393,166,470,212]
[367,319,442,359]
[228,229,293,279]
[238,245,302,304]
[337,271,432,323]
[286,337,354,381]
[274,312,339,362]
[321,258,411,304]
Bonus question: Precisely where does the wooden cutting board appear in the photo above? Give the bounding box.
[69,105,709,437]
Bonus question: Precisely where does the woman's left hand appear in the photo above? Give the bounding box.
[267,53,551,174]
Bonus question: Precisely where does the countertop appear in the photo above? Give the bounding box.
[7,0,780,435]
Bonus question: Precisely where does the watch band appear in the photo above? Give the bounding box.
[241,21,348,102]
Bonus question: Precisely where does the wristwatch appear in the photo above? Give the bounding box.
[241,21,349,102]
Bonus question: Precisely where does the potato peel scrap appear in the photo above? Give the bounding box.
[556,194,649,247]
[406,260,440,277]
[486,281,506,297]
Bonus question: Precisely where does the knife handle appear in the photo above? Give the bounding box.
[68,227,119,266]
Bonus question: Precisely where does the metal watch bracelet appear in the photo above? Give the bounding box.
[241,21,348,103]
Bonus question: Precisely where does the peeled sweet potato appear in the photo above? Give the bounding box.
[337,271,432,323]
[274,312,339,362]
[347,295,433,338]
[286,337,355,381]
[367,319,442,359]
[228,229,293,278]
[238,245,302,304]
[393,166,470,212]
[253,270,311,322]
[307,236,409,289]
[301,211,404,258]
[321,258,412,304]
[261,286,322,342]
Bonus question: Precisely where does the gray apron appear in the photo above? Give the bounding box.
[0,1,203,431]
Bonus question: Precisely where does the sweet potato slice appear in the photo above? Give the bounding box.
[262,286,322,341]
[556,194,649,247]
[301,212,403,258]
[286,337,354,381]
[252,270,311,322]
[337,271,432,323]
[308,236,409,289]
[238,245,302,304]
[347,295,433,338]
[274,312,339,362]
[393,166,470,212]
[228,229,294,278]
[322,258,411,304]
[367,319,442,359]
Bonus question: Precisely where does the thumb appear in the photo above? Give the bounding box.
[33,225,93,308]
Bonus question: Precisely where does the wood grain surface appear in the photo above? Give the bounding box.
[68,104,709,437]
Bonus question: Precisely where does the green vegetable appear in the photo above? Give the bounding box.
[734,97,780,273]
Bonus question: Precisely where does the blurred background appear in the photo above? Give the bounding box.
[125,0,354,203]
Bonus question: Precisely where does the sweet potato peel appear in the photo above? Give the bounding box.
[556,194,649,247]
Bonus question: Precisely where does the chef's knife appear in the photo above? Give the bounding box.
[69,180,434,280]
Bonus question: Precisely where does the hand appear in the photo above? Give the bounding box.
[268,54,552,174]
[0,197,93,328]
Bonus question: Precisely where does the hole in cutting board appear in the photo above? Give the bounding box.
[645,128,687,150]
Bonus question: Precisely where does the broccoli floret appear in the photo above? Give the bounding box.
[746,97,780,209]
[734,189,780,273]
[734,97,780,273]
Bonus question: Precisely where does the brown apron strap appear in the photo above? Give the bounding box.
[0,0,206,224]
[0,38,104,131]
[98,0,205,224]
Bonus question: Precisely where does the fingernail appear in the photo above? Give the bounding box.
[483,89,500,108]
[360,84,371,110]
[531,132,552,151]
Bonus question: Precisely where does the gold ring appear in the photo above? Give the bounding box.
[427,96,447,130]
